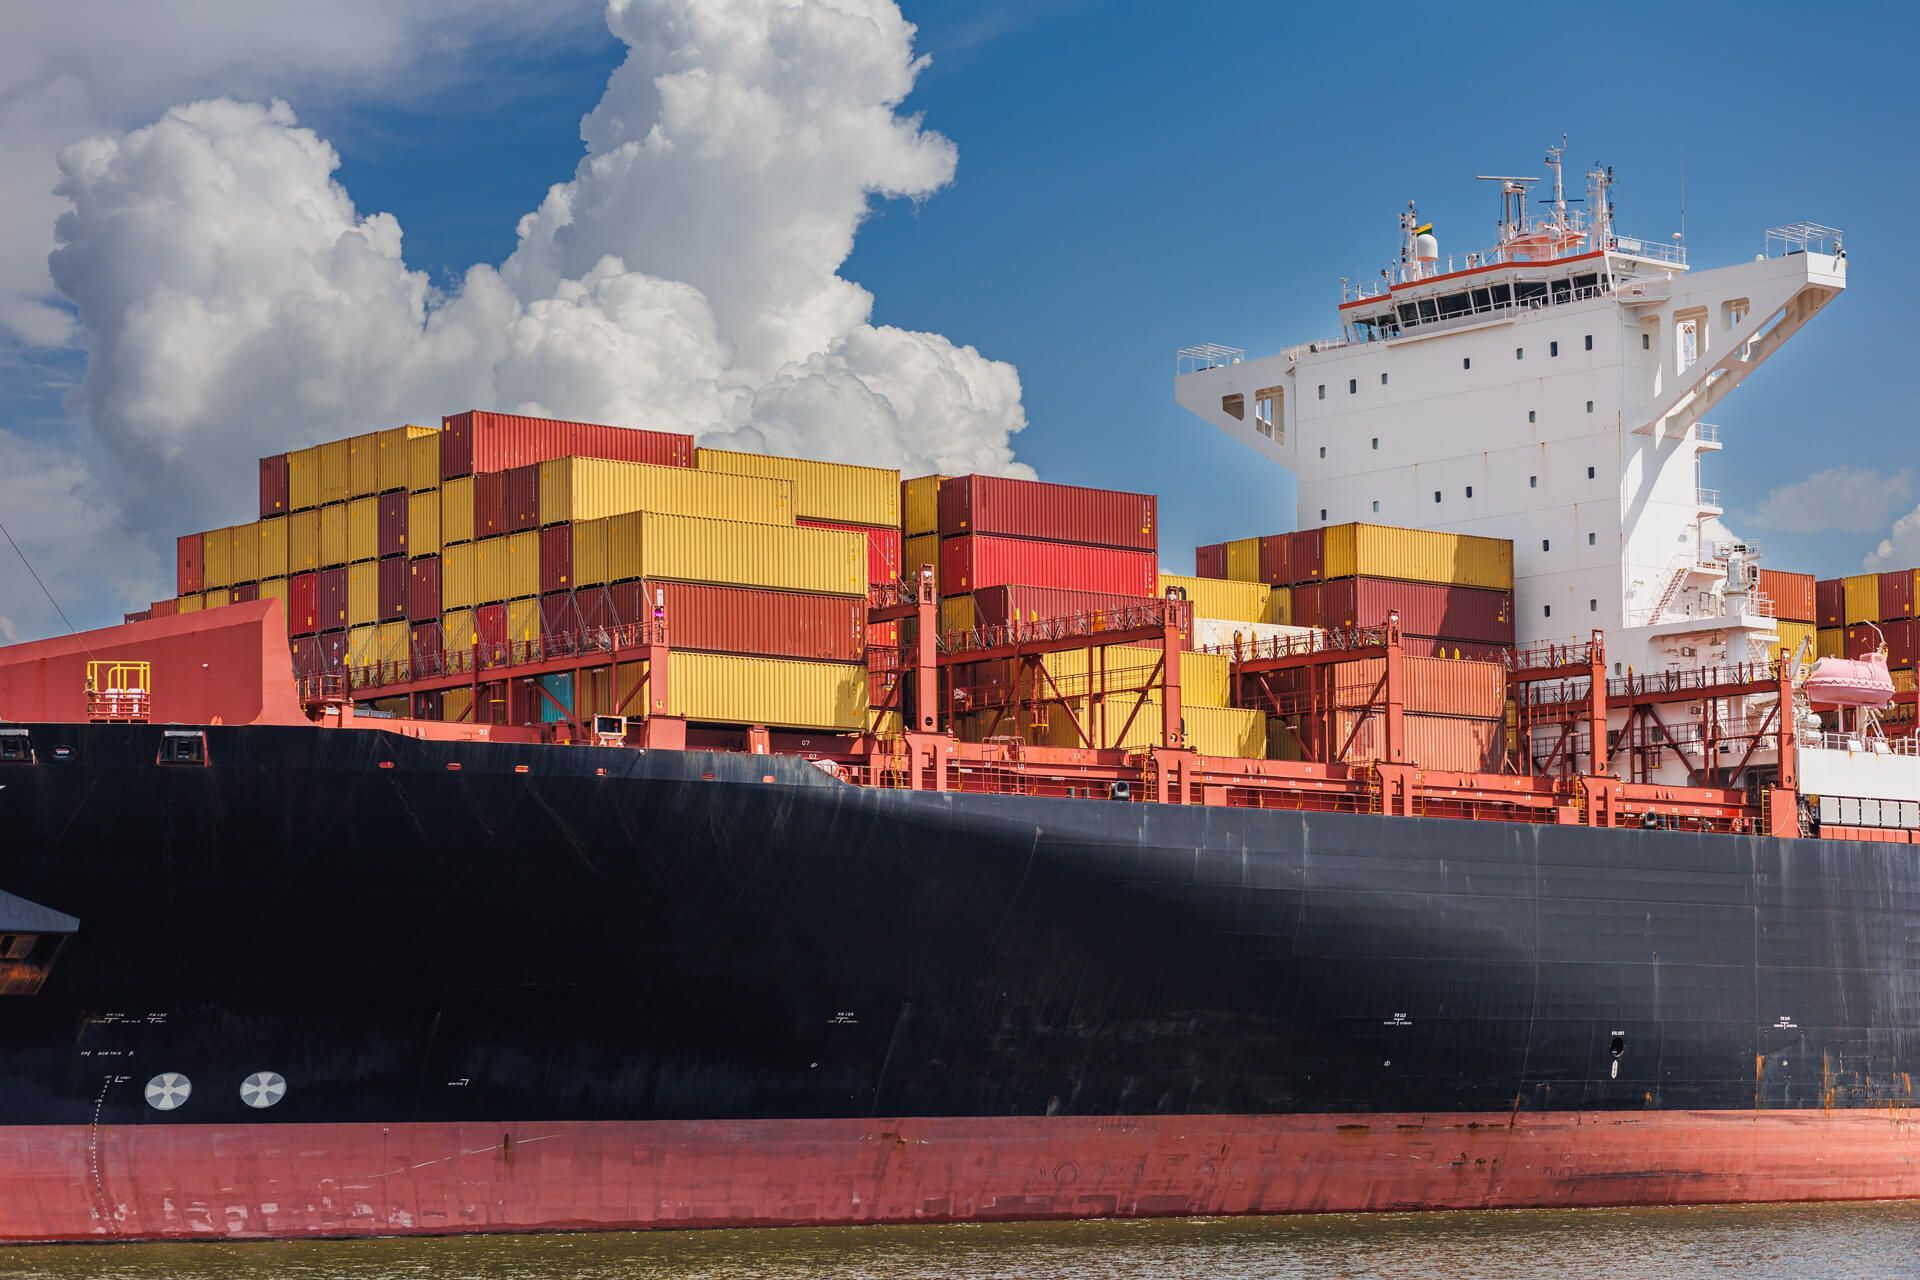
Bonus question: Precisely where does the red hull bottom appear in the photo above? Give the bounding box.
[7,1110,1920,1242]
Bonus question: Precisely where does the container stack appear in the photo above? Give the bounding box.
[1265,656,1507,773]
[1816,569,1919,685]
[1757,569,1816,665]
[1195,523,1515,660]
[1155,572,1295,650]
[167,411,889,734]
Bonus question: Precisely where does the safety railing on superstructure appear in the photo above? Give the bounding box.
[1175,344,1244,375]
[1607,235,1687,266]
[1765,222,1843,259]
[940,600,1192,657]
[299,619,671,698]
[1800,731,1920,757]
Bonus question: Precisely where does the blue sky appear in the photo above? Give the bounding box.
[1,1,1913,635]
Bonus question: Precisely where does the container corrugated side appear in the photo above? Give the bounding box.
[1316,577,1514,645]
[537,457,794,527]
[258,517,289,580]
[1194,543,1226,578]
[540,526,573,594]
[1816,578,1845,627]
[289,510,320,572]
[473,472,507,539]
[203,527,234,589]
[1330,710,1503,772]
[475,537,510,604]
[1023,697,1262,758]
[1158,572,1269,624]
[1034,646,1230,708]
[940,595,977,635]
[797,517,902,585]
[573,519,609,586]
[1776,620,1816,663]
[1880,570,1914,622]
[937,474,1156,551]
[667,652,867,731]
[1265,587,1292,625]
[695,448,899,527]
[347,497,378,563]
[348,623,379,669]
[176,534,204,595]
[318,567,348,629]
[597,511,865,596]
[506,597,540,645]
[347,562,378,625]
[377,491,408,558]
[289,447,321,510]
[259,455,290,517]
[288,573,319,635]
[440,410,696,478]
[318,439,350,504]
[506,463,541,533]
[442,543,477,610]
[229,523,260,585]
[1844,573,1881,624]
[1758,569,1816,623]
[1328,656,1506,718]
[1257,534,1292,586]
[904,534,940,592]
[442,607,478,652]
[1323,523,1514,590]
[378,556,407,620]
[650,582,865,662]
[347,432,380,498]
[901,475,945,537]
[939,536,1156,597]
[507,530,540,600]
[407,556,441,621]
[259,576,289,622]
[376,619,410,669]
[378,425,436,493]
[408,492,440,558]
[175,592,204,614]
[408,431,441,493]
[442,477,475,545]
[323,506,355,570]
[1224,537,1260,583]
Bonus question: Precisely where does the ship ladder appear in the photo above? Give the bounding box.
[1365,764,1384,815]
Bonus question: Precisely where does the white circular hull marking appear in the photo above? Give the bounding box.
[144,1072,191,1111]
[240,1071,287,1109]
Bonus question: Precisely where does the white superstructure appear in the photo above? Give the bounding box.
[1175,141,1846,677]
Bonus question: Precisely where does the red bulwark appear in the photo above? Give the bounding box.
[1,1110,1917,1242]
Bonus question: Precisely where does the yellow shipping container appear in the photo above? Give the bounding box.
[347,432,379,498]
[378,425,436,493]
[442,476,474,545]
[1817,627,1845,659]
[1896,668,1918,692]
[347,561,378,625]
[538,457,795,527]
[1843,573,1881,625]
[904,534,940,592]
[442,608,478,651]
[507,531,539,600]
[175,592,204,615]
[289,446,321,510]
[1159,572,1269,624]
[258,517,288,580]
[318,438,350,504]
[203,526,234,590]
[1023,696,1263,758]
[1775,620,1816,663]
[289,509,320,572]
[901,475,945,537]
[595,511,865,596]
[230,522,260,585]
[408,431,441,493]
[319,503,347,567]
[443,686,474,723]
[941,595,977,634]
[475,536,510,604]
[260,577,289,623]
[1266,586,1292,625]
[348,624,379,669]
[1322,523,1514,590]
[573,518,609,585]
[1038,645,1230,709]
[868,707,904,737]
[347,496,378,563]
[443,542,477,610]
[377,619,410,668]
[668,652,867,731]
[507,597,540,645]
[1223,537,1261,583]
[408,491,441,558]
[695,448,899,527]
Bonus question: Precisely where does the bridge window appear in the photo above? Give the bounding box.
[1465,486,1473,498]
[1462,357,1471,370]
[1516,347,1525,360]
[1586,401,1594,413]
[1319,446,1326,458]
[1585,334,1594,351]
[1542,540,1551,551]
[1590,599,1598,612]
[1528,410,1536,423]
[1530,476,1538,489]
[1254,386,1283,442]
[1642,333,1651,350]
[1371,438,1379,450]
[1544,605,1553,618]
[1551,341,1560,357]
[1319,509,1327,521]
[1372,500,1380,513]
[1348,378,1357,395]
[1587,466,1596,479]
[1434,491,1442,503]
[1380,372,1388,386]
[1589,532,1596,545]
[1317,384,1325,400]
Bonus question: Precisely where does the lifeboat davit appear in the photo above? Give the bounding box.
[1803,651,1895,706]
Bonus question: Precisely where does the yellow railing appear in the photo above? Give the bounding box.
[86,659,153,722]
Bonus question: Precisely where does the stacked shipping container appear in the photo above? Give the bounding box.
[1816,568,1920,676]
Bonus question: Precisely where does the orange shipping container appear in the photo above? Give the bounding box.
[1332,710,1503,773]
[1328,656,1507,719]
[1757,569,1816,623]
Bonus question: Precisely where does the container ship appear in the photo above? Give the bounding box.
[4,146,1918,1243]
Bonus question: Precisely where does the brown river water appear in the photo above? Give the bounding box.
[4,1202,1920,1279]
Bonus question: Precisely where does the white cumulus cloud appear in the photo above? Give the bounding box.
[1868,505,1920,571]
[1744,465,1913,536]
[29,0,1028,627]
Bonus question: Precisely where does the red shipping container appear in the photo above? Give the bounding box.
[1291,581,1325,628]
[176,533,205,595]
[314,629,348,673]
[937,474,1156,551]
[540,591,585,639]
[939,535,1156,596]
[1880,571,1914,623]
[970,584,1163,629]
[232,581,260,604]
[288,572,319,636]
[439,410,695,479]
[1332,710,1503,773]
[798,517,901,585]
[1845,625,1880,660]
[377,490,409,558]
[148,598,178,619]
[1885,618,1919,669]
[1258,534,1293,587]
[122,610,151,624]
[1316,577,1513,645]
[1329,656,1506,718]
[611,580,651,629]
[318,566,349,629]
[407,556,441,621]
[259,454,290,517]
[1195,543,1226,578]
[411,622,443,668]
[571,584,617,633]
[1816,578,1845,627]
[474,471,508,538]
[1402,635,1511,664]
[1757,569,1816,623]
[378,556,408,620]
[506,463,540,533]
[476,602,509,666]
[289,636,317,675]
[540,524,574,593]
[1290,528,1326,582]
[654,581,864,662]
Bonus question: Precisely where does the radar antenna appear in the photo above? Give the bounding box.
[1475,175,1537,245]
